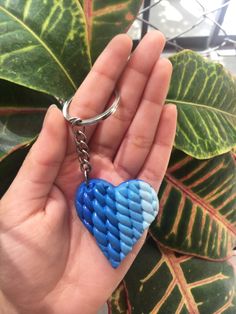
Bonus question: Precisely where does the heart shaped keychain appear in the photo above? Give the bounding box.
[63,91,159,268]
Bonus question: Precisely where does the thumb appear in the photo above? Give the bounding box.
[1,105,68,220]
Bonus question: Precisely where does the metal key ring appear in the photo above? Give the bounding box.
[62,90,120,126]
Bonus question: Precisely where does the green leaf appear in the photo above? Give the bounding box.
[79,0,143,62]
[0,80,56,161]
[0,1,141,193]
[0,0,91,99]
[0,79,56,109]
[0,144,31,197]
[109,237,236,314]
[150,149,236,260]
[0,0,141,99]
[167,50,236,159]
[107,283,128,314]
[222,292,236,314]
[0,112,43,160]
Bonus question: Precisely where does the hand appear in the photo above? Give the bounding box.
[0,31,177,314]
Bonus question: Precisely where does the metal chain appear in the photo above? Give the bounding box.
[62,92,120,185]
[72,124,91,184]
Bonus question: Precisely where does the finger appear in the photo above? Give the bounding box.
[90,31,166,159]
[66,34,133,154]
[2,106,68,217]
[139,104,177,190]
[114,58,172,179]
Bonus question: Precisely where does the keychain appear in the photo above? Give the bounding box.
[63,91,159,268]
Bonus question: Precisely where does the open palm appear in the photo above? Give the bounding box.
[0,32,177,314]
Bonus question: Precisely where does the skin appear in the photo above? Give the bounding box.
[0,31,177,314]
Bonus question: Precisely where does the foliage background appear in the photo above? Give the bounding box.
[0,1,235,313]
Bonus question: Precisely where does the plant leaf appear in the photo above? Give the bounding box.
[0,144,31,197]
[0,79,56,109]
[109,237,236,314]
[107,282,128,314]
[150,149,236,260]
[0,112,43,160]
[79,0,143,62]
[0,0,141,99]
[0,80,57,161]
[222,292,236,314]
[0,0,91,99]
[167,50,236,159]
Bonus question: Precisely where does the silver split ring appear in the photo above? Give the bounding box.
[62,90,120,126]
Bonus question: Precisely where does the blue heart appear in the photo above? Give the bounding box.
[75,179,159,268]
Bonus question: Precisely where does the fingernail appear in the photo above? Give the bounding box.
[165,103,177,110]
[43,104,57,128]
[165,104,178,119]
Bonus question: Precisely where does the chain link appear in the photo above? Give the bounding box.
[62,91,121,184]
[72,125,91,184]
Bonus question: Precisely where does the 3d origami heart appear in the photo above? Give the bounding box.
[75,179,159,268]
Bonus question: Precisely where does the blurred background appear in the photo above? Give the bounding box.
[128,0,236,74]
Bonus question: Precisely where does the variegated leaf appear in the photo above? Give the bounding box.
[79,0,142,62]
[167,50,236,159]
[108,283,128,314]
[0,0,141,165]
[109,237,236,314]
[0,111,43,160]
[150,149,236,260]
[0,80,56,161]
[0,0,91,99]
[0,144,30,197]
[0,0,141,99]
